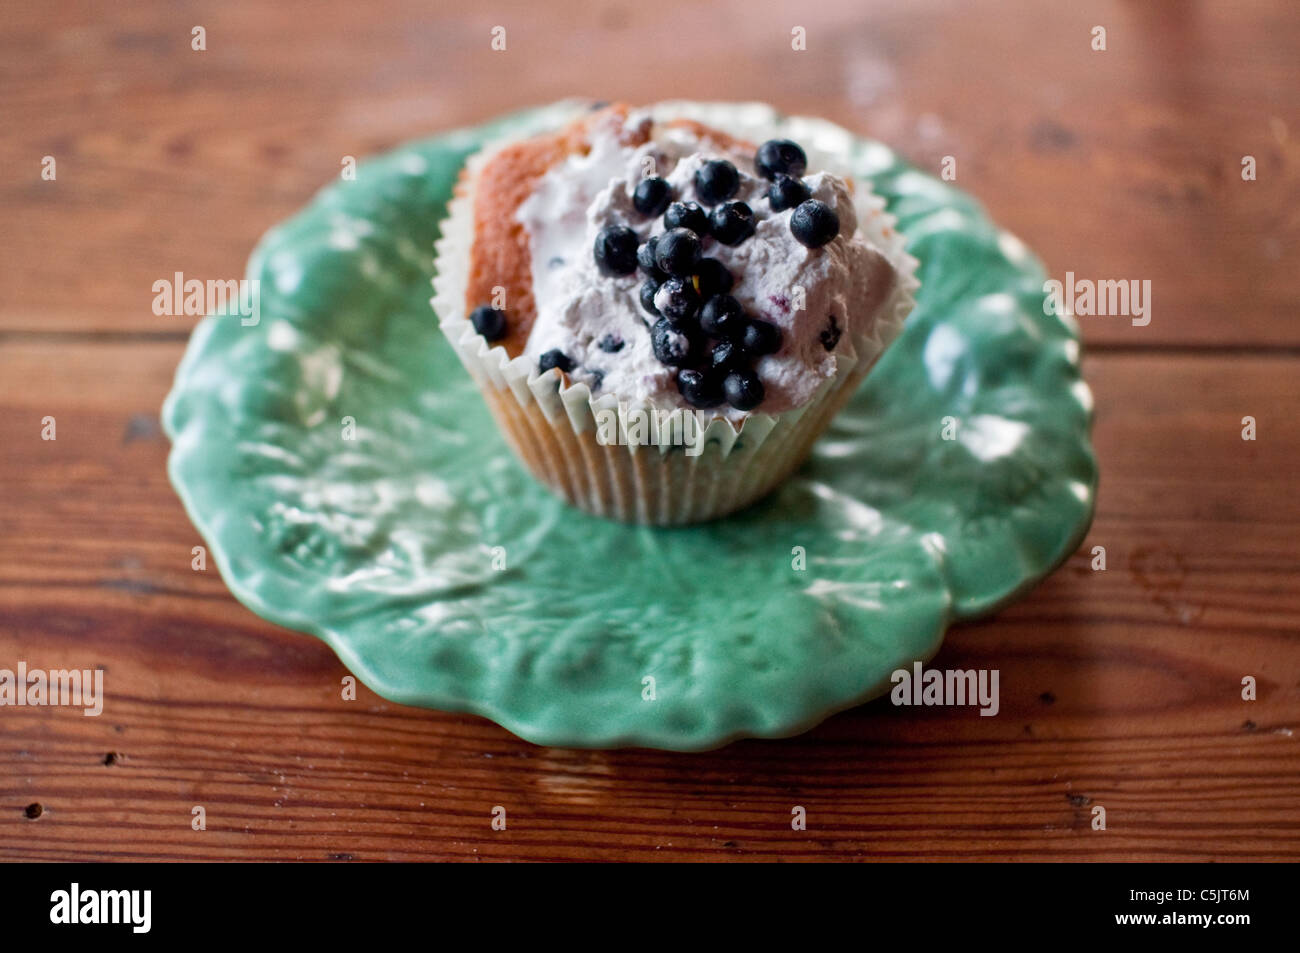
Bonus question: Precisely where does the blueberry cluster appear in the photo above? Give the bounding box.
[754,138,842,248]
[635,189,777,411]
[573,138,842,410]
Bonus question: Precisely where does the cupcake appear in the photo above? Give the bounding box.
[432,102,918,525]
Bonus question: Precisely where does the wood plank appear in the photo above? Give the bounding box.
[1,0,1297,346]
[1,341,1296,860]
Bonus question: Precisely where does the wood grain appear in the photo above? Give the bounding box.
[0,342,1296,861]
[1,0,1297,862]
[2,0,1297,345]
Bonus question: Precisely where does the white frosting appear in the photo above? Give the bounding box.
[516,110,897,419]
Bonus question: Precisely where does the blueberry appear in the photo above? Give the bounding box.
[723,369,765,411]
[709,337,746,372]
[598,333,625,353]
[741,318,782,356]
[694,159,740,206]
[640,279,661,316]
[790,199,840,248]
[593,224,639,275]
[709,201,755,246]
[468,305,508,342]
[651,318,699,367]
[676,368,724,408]
[819,314,842,351]
[538,349,575,374]
[692,258,733,298]
[633,176,673,217]
[653,277,701,323]
[637,237,665,278]
[664,201,711,236]
[755,139,807,180]
[654,227,702,277]
[699,294,746,338]
[768,173,811,212]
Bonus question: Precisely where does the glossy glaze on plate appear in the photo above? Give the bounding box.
[162,102,1097,751]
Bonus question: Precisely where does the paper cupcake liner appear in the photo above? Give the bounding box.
[431,102,920,525]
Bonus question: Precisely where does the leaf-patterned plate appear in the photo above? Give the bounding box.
[163,102,1097,751]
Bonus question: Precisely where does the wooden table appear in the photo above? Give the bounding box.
[2,0,1297,861]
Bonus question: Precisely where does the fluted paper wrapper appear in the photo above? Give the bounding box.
[432,102,919,525]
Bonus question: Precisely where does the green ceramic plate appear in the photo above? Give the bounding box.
[163,102,1097,751]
